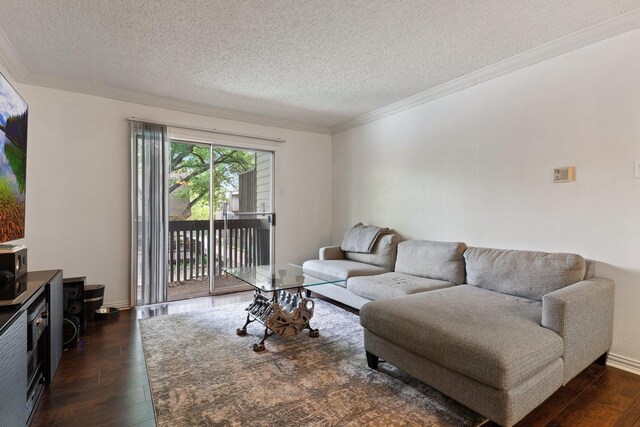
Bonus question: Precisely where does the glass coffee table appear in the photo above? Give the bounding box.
[224,264,346,352]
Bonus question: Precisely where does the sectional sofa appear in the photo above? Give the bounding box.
[302,238,614,427]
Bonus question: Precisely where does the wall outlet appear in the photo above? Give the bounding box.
[635,160,640,179]
[553,166,575,183]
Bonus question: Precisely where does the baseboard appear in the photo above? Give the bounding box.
[607,353,640,376]
[102,300,132,310]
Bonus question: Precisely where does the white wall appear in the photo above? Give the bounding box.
[332,30,640,364]
[11,84,332,307]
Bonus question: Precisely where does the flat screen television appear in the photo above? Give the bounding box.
[0,72,27,243]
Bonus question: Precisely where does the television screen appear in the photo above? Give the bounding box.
[0,72,27,243]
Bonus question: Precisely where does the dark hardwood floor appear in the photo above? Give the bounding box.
[32,292,254,427]
[33,292,640,427]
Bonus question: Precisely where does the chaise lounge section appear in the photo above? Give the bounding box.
[360,247,615,426]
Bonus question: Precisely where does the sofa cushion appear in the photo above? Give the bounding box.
[360,285,563,390]
[464,247,586,301]
[345,234,400,271]
[302,259,388,287]
[346,272,454,301]
[394,240,467,285]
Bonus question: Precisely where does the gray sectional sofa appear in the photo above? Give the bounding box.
[302,239,615,427]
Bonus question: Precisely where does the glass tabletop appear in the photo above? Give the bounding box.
[224,264,346,292]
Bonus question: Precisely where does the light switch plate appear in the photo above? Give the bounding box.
[635,160,640,179]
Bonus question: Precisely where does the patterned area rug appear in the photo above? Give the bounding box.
[139,299,487,426]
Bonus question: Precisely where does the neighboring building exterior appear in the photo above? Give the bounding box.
[255,152,271,213]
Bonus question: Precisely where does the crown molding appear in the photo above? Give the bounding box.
[0,25,29,81]
[1,8,639,137]
[331,9,640,135]
[0,27,330,136]
[24,73,331,135]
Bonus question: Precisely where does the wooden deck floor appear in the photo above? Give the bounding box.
[166,276,251,301]
[32,292,640,427]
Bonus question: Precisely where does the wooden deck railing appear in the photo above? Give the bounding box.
[168,219,269,283]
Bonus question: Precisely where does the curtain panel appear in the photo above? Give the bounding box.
[130,121,169,305]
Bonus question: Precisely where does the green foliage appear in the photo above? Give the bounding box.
[169,142,255,220]
[0,178,13,201]
[189,197,210,219]
[4,141,26,192]
[5,111,28,152]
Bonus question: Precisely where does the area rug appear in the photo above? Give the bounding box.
[139,300,487,426]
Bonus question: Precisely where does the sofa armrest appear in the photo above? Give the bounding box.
[319,246,344,260]
[542,277,614,384]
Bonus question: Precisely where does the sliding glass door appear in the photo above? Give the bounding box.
[167,141,212,301]
[167,142,274,299]
[132,122,276,305]
[215,149,274,294]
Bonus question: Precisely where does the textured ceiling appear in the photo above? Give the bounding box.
[0,1,638,130]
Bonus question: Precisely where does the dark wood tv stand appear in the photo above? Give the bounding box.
[0,270,63,426]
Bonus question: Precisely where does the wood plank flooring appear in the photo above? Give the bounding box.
[33,292,640,427]
[32,292,254,427]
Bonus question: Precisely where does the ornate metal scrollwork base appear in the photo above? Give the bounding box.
[238,289,318,350]
[266,298,314,337]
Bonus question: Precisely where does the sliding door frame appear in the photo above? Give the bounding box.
[170,134,277,295]
[130,121,283,307]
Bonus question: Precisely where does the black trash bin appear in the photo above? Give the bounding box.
[84,284,105,321]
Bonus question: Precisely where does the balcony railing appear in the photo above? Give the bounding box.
[168,219,269,283]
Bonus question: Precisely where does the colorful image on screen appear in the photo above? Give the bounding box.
[0,73,27,243]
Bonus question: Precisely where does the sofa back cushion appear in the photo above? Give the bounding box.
[345,233,400,271]
[464,247,586,301]
[394,240,467,285]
